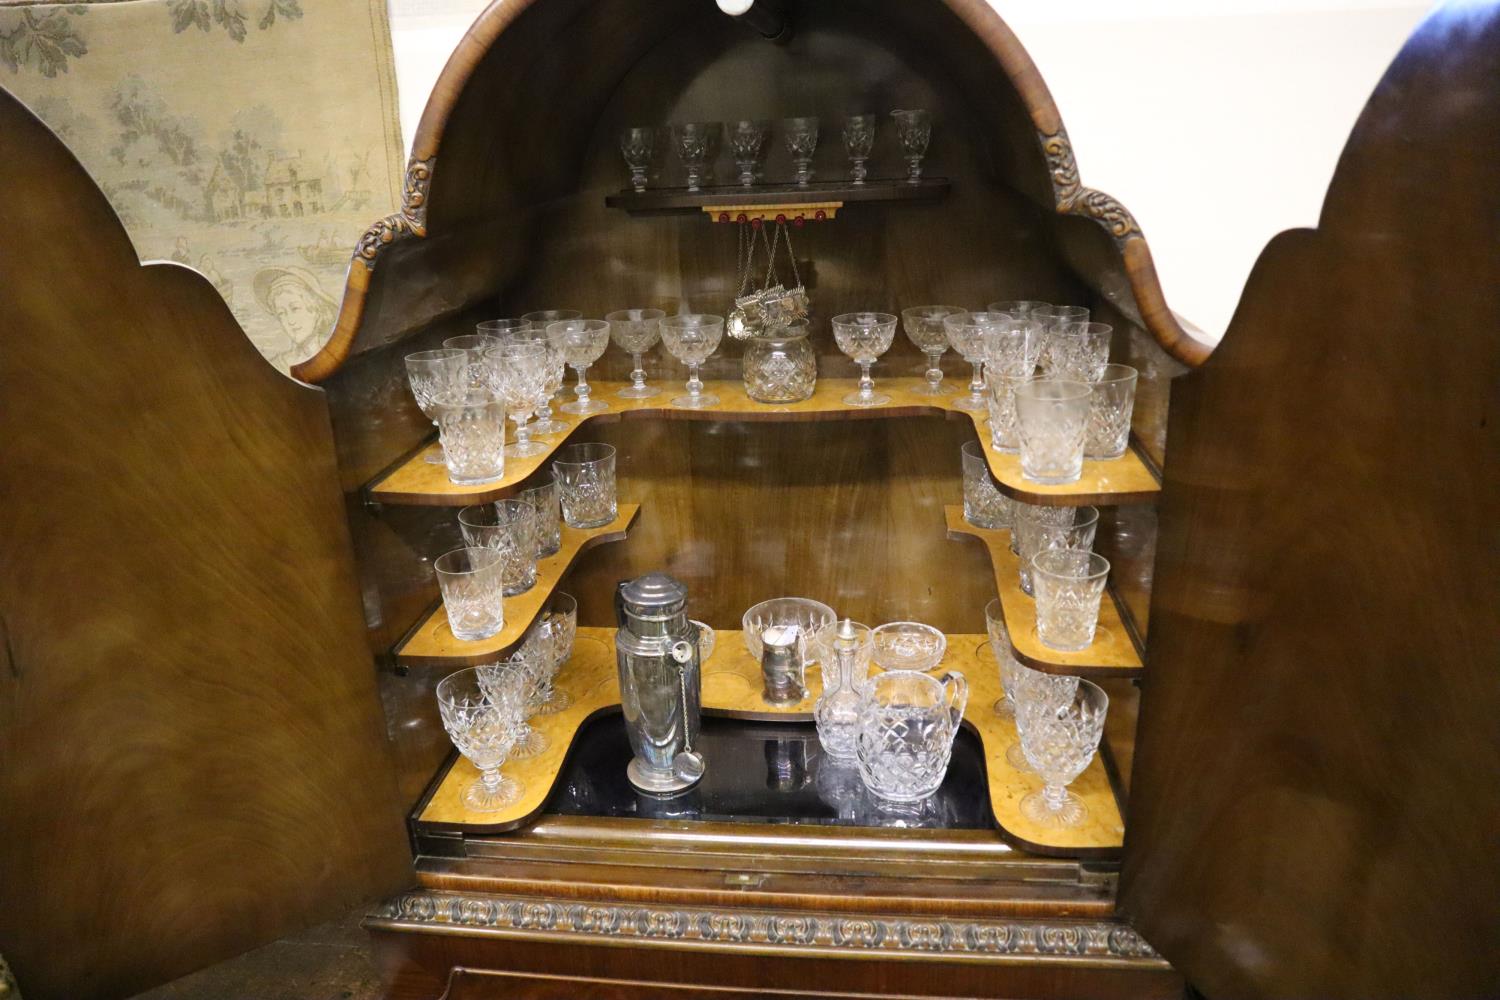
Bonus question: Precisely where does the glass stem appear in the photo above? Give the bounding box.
[514,414,531,448]
[630,167,647,193]
[859,361,875,400]
[926,351,944,391]
[481,767,503,792]
[907,157,923,184]
[969,361,985,399]
[1042,782,1068,811]
[574,365,590,405]
[687,362,702,398]
[739,162,754,187]
[631,353,648,391]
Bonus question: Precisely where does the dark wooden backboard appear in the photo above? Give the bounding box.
[0,90,411,999]
[1119,6,1500,997]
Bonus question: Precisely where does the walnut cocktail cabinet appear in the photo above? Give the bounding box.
[1,2,1496,1000]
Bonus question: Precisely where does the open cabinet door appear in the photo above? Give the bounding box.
[1117,6,1500,998]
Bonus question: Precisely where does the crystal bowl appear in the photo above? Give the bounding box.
[742,598,837,664]
[871,621,947,673]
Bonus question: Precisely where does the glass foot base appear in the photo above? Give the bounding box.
[510,728,550,759]
[951,395,988,412]
[463,774,523,812]
[617,385,661,399]
[424,451,446,464]
[1020,469,1083,486]
[1020,788,1087,828]
[502,577,537,598]
[992,696,1015,718]
[534,688,572,715]
[446,472,505,487]
[530,418,568,435]
[560,400,609,415]
[909,382,954,396]
[505,441,550,458]
[673,393,719,409]
[843,391,891,407]
[1006,741,1031,771]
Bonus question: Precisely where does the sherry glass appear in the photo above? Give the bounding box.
[660,313,725,409]
[941,310,1003,412]
[434,546,505,641]
[517,473,561,556]
[842,114,876,184]
[783,116,819,188]
[901,305,962,396]
[1015,378,1092,484]
[606,308,665,398]
[479,652,549,758]
[831,311,898,407]
[620,126,655,193]
[1018,679,1107,828]
[521,310,581,432]
[1085,363,1138,460]
[552,442,617,529]
[458,499,538,597]
[890,108,931,183]
[728,119,770,186]
[1032,550,1111,652]
[673,121,721,192]
[443,333,503,389]
[404,348,466,465]
[960,438,1010,530]
[1015,502,1098,596]
[546,319,611,415]
[484,340,550,458]
[437,665,527,812]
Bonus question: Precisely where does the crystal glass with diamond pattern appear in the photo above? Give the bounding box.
[1010,658,1081,773]
[980,316,1044,380]
[743,320,817,403]
[479,651,549,758]
[842,114,877,184]
[661,313,724,409]
[1018,678,1107,828]
[437,665,527,811]
[1015,378,1092,484]
[891,108,931,183]
[459,499,538,597]
[526,591,577,714]
[1031,305,1088,374]
[606,308,665,399]
[404,348,466,464]
[483,340,549,458]
[620,126,655,193]
[673,121,721,192]
[984,598,1021,718]
[941,310,1005,412]
[961,439,1010,530]
[432,388,506,486]
[855,669,968,803]
[434,546,505,642]
[1032,550,1110,652]
[901,305,962,396]
[1046,321,1113,381]
[832,311,898,407]
[521,310,581,433]
[1015,502,1097,596]
[783,116,819,187]
[443,333,504,390]
[987,300,1048,318]
[986,372,1026,454]
[1085,363,1138,459]
[517,474,561,557]
[728,119,770,186]
[552,442,617,529]
[546,319,611,415]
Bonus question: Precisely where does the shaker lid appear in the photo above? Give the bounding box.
[620,572,687,614]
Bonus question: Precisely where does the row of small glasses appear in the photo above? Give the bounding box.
[434,593,579,811]
[985,600,1108,829]
[621,110,932,193]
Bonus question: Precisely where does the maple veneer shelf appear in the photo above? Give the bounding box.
[415,627,1125,857]
[394,505,639,668]
[367,380,1160,507]
[946,506,1144,678]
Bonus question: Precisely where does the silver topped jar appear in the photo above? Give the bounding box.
[742,319,817,403]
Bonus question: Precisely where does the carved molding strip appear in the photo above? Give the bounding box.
[371,891,1163,962]
[1039,129,1141,244]
[353,156,434,269]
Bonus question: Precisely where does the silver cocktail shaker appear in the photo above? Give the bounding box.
[615,572,704,794]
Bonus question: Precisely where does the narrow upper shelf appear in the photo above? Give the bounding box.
[394,504,638,668]
[946,506,1144,678]
[415,626,1125,856]
[367,379,1160,507]
[605,178,950,215]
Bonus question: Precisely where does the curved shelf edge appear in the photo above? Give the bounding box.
[366,380,1160,508]
[414,627,1124,857]
[946,506,1144,678]
[393,504,640,668]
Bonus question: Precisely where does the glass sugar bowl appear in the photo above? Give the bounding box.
[742,320,817,403]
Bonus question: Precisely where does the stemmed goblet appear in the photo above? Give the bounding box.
[842,114,876,184]
[479,653,550,759]
[832,311,898,407]
[526,592,577,714]
[901,305,962,396]
[1018,679,1107,828]
[484,340,550,457]
[522,309,581,432]
[941,310,1003,412]
[674,121,721,192]
[443,333,503,390]
[728,120,770,187]
[546,319,611,415]
[891,108,931,183]
[660,313,725,409]
[436,665,527,812]
[620,126,655,193]
[606,308,665,398]
[404,348,466,464]
[783,116,819,188]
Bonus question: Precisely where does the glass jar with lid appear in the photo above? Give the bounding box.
[742,319,817,403]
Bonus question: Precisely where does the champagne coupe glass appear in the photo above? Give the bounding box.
[891,108,932,183]
[606,308,665,398]
[783,116,819,188]
[443,333,503,390]
[660,313,725,409]
[832,311,898,407]
[728,119,770,187]
[484,341,550,458]
[941,310,1003,412]
[673,121,721,192]
[902,305,962,396]
[436,666,526,811]
[404,348,466,464]
[1018,679,1107,828]
[546,319,611,415]
[522,310,581,430]
[842,114,876,184]
[479,653,549,759]
[620,126,655,193]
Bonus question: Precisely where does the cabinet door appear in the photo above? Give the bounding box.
[1117,7,1500,998]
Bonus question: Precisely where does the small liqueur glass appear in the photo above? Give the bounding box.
[987,300,1049,318]
[479,651,549,758]
[1015,379,1092,484]
[606,308,665,399]
[620,125,655,193]
[459,499,539,597]
[890,108,931,183]
[443,333,504,390]
[529,591,577,714]
[551,442,617,529]
[842,113,877,184]
[960,438,1010,530]
[941,310,1003,412]
[783,116,819,188]
[404,348,466,465]
[871,621,947,673]
[1015,502,1098,596]
[1032,550,1111,652]
[434,546,505,641]
[546,318,611,415]
[901,305,963,396]
[1047,321,1113,381]
[521,310,581,431]
[1085,363,1138,460]
[436,665,526,811]
[484,340,550,458]
[517,473,561,557]
[831,311,898,407]
[727,119,770,187]
[431,388,506,486]
[1018,678,1107,828]
[660,313,725,409]
[673,121,721,192]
